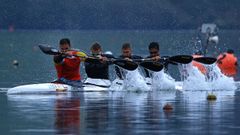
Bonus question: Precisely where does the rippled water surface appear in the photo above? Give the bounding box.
[1,90,240,135]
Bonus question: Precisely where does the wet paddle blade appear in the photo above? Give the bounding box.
[193,57,217,64]
[140,61,164,72]
[113,60,138,71]
[39,45,60,55]
[169,55,193,64]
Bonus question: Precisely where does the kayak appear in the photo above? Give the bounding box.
[83,78,111,91]
[7,83,74,94]
[7,78,111,94]
[6,78,240,95]
[6,78,175,94]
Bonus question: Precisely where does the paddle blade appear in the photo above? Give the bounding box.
[193,57,217,64]
[140,61,164,72]
[75,51,87,57]
[113,60,138,71]
[169,55,193,64]
[39,45,60,55]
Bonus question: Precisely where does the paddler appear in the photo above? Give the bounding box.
[84,42,114,80]
[53,38,86,87]
[115,43,142,79]
[144,42,163,77]
[217,49,238,78]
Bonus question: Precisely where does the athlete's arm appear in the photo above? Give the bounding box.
[54,54,65,64]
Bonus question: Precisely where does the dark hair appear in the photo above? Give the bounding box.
[122,43,131,50]
[91,42,102,51]
[148,42,159,50]
[59,38,71,46]
[227,49,234,54]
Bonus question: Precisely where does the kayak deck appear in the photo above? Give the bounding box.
[2,81,240,95]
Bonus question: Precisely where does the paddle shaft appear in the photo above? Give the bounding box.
[133,55,192,64]
[39,45,139,71]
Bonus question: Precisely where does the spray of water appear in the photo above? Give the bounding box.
[123,69,150,92]
[109,79,123,91]
[207,65,236,90]
[151,70,176,90]
[179,63,236,90]
[110,68,150,92]
[180,64,210,90]
[110,62,236,91]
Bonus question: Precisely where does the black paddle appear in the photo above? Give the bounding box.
[84,56,139,71]
[113,59,138,71]
[134,55,193,64]
[168,55,217,65]
[39,44,61,55]
[193,57,217,64]
[168,55,193,64]
[140,61,164,72]
[131,55,193,72]
[39,45,138,71]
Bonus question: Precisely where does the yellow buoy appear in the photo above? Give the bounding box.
[207,94,217,100]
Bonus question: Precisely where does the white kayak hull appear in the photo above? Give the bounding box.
[6,78,240,94]
[83,78,110,91]
[7,78,111,94]
[7,83,74,94]
[7,83,110,95]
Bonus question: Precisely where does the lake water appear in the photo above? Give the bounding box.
[0,30,240,134]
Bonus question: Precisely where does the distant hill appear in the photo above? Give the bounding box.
[0,0,239,30]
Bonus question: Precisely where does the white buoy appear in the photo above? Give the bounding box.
[12,60,19,66]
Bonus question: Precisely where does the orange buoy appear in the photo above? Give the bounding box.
[163,103,173,111]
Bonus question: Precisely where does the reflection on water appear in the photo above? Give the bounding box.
[4,89,240,135]
[55,96,80,134]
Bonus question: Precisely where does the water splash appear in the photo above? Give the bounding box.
[151,70,176,90]
[110,69,150,92]
[123,69,150,92]
[179,63,236,90]
[109,79,123,91]
[207,65,236,90]
[179,64,210,90]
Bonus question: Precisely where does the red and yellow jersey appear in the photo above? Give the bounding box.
[192,55,207,74]
[55,51,82,80]
[217,53,238,76]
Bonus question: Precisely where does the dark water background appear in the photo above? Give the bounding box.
[0,30,240,134]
